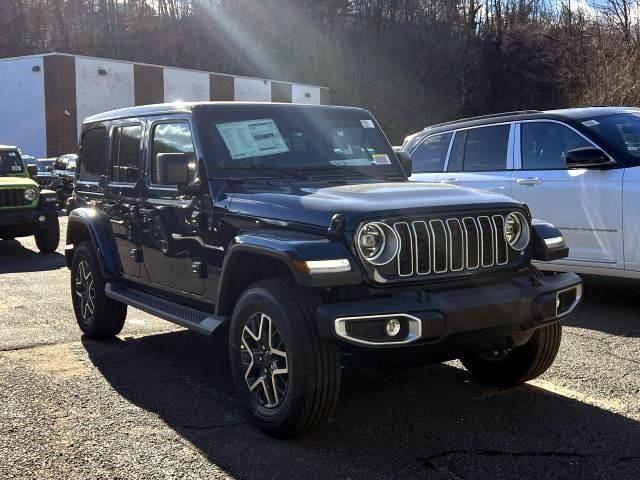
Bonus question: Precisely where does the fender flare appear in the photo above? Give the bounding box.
[65,207,121,279]
[215,231,361,315]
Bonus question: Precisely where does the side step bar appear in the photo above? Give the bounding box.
[105,282,228,335]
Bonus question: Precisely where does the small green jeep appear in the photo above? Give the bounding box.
[0,146,60,253]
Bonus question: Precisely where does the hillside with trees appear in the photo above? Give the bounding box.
[1,0,639,142]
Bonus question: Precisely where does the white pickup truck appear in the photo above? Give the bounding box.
[402,107,640,279]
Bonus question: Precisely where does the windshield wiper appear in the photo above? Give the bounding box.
[241,165,310,180]
[296,165,402,181]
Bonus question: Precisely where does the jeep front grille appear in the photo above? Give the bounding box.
[374,213,523,280]
[0,189,27,207]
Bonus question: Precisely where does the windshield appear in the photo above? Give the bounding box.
[197,107,402,177]
[36,160,55,172]
[0,151,24,175]
[581,113,640,159]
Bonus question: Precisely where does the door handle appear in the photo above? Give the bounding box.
[516,177,542,186]
[440,178,462,185]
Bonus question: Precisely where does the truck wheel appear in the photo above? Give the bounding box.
[34,219,60,253]
[461,323,562,386]
[229,279,341,438]
[71,242,127,339]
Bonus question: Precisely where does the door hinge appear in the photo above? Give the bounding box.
[129,248,143,263]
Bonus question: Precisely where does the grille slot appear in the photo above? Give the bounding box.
[387,214,516,279]
[0,189,27,208]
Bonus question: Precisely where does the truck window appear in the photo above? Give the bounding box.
[521,122,592,170]
[110,125,142,183]
[150,122,195,184]
[79,127,108,182]
[411,132,452,172]
[463,125,510,171]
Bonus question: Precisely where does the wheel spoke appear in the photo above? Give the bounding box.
[241,336,255,381]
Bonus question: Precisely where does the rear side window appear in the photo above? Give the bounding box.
[110,125,142,183]
[150,122,195,184]
[521,122,591,169]
[463,125,510,171]
[411,132,452,172]
[79,127,107,181]
[447,131,466,172]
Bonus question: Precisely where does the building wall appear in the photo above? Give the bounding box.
[234,77,271,102]
[0,57,47,157]
[75,57,135,136]
[292,84,321,105]
[164,68,210,103]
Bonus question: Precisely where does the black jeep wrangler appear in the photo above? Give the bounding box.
[65,103,582,438]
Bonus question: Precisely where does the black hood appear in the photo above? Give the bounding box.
[224,180,522,231]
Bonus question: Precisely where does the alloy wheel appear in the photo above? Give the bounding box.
[75,259,96,321]
[240,312,289,408]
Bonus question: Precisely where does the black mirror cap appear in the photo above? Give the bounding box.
[156,153,190,185]
[396,151,412,176]
[566,147,616,169]
[531,221,569,262]
[27,164,38,178]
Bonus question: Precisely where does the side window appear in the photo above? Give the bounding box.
[463,125,510,172]
[150,122,195,185]
[110,125,142,183]
[446,131,466,172]
[79,127,107,181]
[410,132,452,172]
[521,122,591,170]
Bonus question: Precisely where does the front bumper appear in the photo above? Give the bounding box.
[0,206,58,236]
[316,272,582,348]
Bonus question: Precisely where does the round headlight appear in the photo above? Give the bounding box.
[24,188,38,202]
[356,222,399,266]
[505,212,530,251]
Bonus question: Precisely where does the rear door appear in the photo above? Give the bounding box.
[444,124,514,194]
[512,120,624,267]
[407,131,452,183]
[104,121,144,278]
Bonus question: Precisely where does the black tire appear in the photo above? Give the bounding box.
[71,241,127,339]
[461,323,562,386]
[229,278,341,438]
[35,219,60,253]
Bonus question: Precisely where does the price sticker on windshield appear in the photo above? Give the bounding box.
[372,154,391,165]
[360,119,375,129]
[11,165,21,171]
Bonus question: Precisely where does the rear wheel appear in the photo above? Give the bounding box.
[35,219,60,253]
[229,278,341,438]
[71,242,127,339]
[461,323,562,386]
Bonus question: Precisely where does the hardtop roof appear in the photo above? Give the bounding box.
[83,102,366,125]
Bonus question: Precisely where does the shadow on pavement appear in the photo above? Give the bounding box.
[0,239,65,273]
[83,330,640,479]
[564,275,640,338]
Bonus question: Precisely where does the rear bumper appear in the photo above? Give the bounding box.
[316,272,582,348]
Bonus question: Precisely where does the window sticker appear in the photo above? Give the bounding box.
[216,119,290,160]
[7,152,16,157]
[582,120,599,127]
[360,119,375,129]
[330,158,372,166]
[11,165,21,171]
[372,154,391,165]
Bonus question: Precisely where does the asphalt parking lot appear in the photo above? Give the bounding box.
[1,216,639,480]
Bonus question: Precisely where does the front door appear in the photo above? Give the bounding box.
[105,122,144,278]
[140,118,205,295]
[512,120,624,267]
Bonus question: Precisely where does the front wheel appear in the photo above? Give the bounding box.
[229,279,341,438]
[461,323,562,386]
[35,219,60,253]
[71,242,127,339]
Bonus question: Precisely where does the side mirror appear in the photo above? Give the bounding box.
[396,151,412,176]
[566,147,616,169]
[27,164,37,178]
[156,153,190,185]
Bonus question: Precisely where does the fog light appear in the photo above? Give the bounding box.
[38,215,46,223]
[385,318,401,337]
